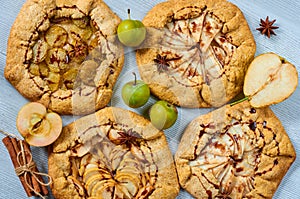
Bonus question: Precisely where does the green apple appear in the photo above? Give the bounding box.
[122,72,150,108]
[149,100,178,130]
[117,9,146,47]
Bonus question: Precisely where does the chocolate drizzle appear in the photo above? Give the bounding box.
[158,6,237,89]
[249,121,257,131]
[67,121,158,198]
[22,5,120,112]
[250,108,256,114]
[188,117,285,198]
[176,5,207,15]
[192,173,213,199]
[193,123,214,159]
[255,159,278,176]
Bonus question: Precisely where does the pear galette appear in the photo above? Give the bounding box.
[48,107,180,199]
[175,101,296,199]
[136,0,256,108]
[4,0,124,115]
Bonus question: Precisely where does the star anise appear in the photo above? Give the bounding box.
[154,54,170,73]
[116,128,142,147]
[256,16,279,38]
[154,54,182,73]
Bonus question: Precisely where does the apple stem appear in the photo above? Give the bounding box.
[230,96,249,107]
[127,9,131,20]
[132,72,137,85]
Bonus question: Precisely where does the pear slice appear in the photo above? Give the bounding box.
[16,102,62,147]
[244,53,298,107]
[32,39,48,63]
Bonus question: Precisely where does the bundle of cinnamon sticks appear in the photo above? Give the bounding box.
[2,136,49,197]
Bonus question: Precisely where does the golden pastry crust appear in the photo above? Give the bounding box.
[136,0,256,108]
[5,0,124,115]
[175,101,296,199]
[48,107,180,199]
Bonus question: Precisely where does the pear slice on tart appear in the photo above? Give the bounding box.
[5,0,124,115]
[244,52,298,107]
[16,102,62,147]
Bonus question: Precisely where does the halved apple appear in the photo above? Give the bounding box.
[16,102,62,147]
[244,53,298,107]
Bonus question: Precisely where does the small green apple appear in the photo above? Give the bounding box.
[149,100,178,130]
[122,72,150,108]
[117,9,146,47]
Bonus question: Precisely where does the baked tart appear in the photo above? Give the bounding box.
[48,107,179,198]
[5,0,124,115]
[175,101,296,198]
[136,0,256,108]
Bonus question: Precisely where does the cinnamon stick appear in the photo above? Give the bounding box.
[21,140,41,195]
[11,138,35,194]
[22,140,49,196]
[2,136,33,197]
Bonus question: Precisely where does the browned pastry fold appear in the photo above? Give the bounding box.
[48,107,180,199]
[5,0,124,115]
[175,101,296,199]
[136,0,256,108]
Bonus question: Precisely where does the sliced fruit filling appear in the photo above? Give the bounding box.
[68,125,158,198]
[28,15,100,92]
[156,11,236,87]
[188,118,283,198]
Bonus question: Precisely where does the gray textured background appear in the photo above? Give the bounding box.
[0,0,299,198]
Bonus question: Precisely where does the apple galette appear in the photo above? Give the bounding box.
[48,107,179,199]
[175,101,296,199]
[5,0,124,115]
[136,0,256,108]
